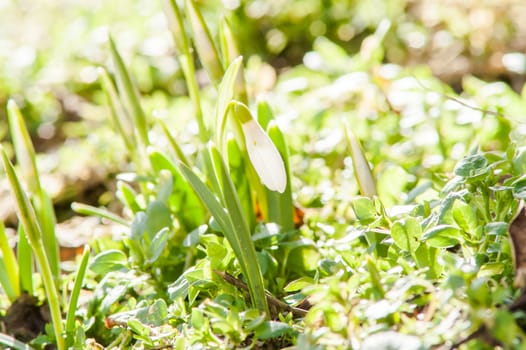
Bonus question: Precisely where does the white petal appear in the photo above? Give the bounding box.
[242,120,287,193]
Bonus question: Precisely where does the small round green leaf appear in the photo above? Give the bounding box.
[90,250,128,274]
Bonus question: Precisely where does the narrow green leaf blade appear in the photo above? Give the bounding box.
[71,202,129,226]
[0,148,65,350]
[6,99,41,193]
[257,99,275,131]
[0,148,42,246]
[159,121,190,167]
[17,226,33,295]
[108,36,149,148]
[32,191,60,288]
[184,0,224,84]
[219,16,240,66]
[0,221,19,299]
[0,332,36,350]
[65,245,91,347]
[177,162,233,237]
[0,259,16,302]
[219,17,247,103]
[115,181,143,214]
[227,136,255,231]
[98,67,137,153]
[215,56,243,148]
[163,0,188,55]
[163,0,207,141]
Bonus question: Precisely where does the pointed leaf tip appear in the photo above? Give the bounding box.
[345,125,376,197]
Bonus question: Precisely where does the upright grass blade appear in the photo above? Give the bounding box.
[200,143,223,197]
[7,100,60,288]
[65,245,90,347]
[219,17,240,67]
[0,221,19,300]
[106,39,153,199]
[159,121,190,167]
[17,226,32,295]
[257,99,275,131]
[266,122,294,231]
[108,36,149,149]
[215,56,243,149]
[31,192,60,288]
[177,161,231,239]
[344,124,376,197]
[116,181,143,214]
[177,148,269,315]
[163,0,207,142]
[184,0,224,84]
[0,148,64,350]
[162,0,188,60]
[99,67,137,154]
[219,17,247,103]
[6,100,41,193]
[0,260,16,302]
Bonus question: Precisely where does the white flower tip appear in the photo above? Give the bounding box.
[267,164,287,193]
[242,120,287,193]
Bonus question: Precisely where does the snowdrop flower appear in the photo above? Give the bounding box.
[234,102,287,193]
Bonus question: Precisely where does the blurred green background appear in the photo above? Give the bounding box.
[2,0,525,139]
